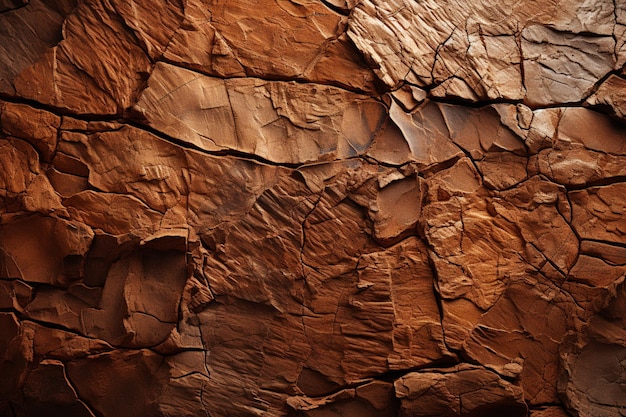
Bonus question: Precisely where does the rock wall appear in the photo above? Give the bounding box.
[1,1,625,416]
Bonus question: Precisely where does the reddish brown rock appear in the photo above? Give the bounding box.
[1,0,626,416]
[0,138,40,202]
[20,359,96,417]
[287,380,397,417]
[0,279,32,312]
[0,215,93,286]
[530,407,571,417]
[558,281,626,417]
[497,176,578,274]
[66,350,168,417]
[13,0,151,114]
[0,0,75,95]
[586,75,626,120]
[394,365,527,417]
[347,0,618,103]
[134,62,385,164]
[462,277,578,404]
[162,0,376,92]
[570,183,626,245]
[521,25,615,107]
[0,101,60,162]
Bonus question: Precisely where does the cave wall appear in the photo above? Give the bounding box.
[1,1,626,416]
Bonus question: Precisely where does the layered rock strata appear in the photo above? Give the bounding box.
[1,1,625,416]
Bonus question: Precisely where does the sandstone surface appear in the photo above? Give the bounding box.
[1,1,625,416]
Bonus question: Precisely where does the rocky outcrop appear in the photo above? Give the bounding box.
[1,1,625,416]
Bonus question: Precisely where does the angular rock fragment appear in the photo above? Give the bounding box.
[58,124,190,213]
[348,0,619,104]
[163,0,376,91]
[81,247,188,347]
[20,360,97,417]
[586,75,626,120]
[462,276,576,404]
[580,240,626,266]
[0,215,93,286]
[559,282,626,417]
[496,177,578,274]
[380,102,464,167]
[13,0,151,114]
[0,138,40,201]
[287,380,397,417]
[521,25,615,107]
[21,321,112,359]
[0,101,60,162]
[0,0,73,95]
[134,62,386,164]
[570,183,626,245]
[394,365,527,417]
[0,279,32,311]
[66,350,168,417]
[421,158,528,349]
[532,143,626,187]
[369,174,424,245]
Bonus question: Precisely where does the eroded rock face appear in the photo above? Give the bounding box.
[1,1,625,416]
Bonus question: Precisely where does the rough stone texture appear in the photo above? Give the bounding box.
[394,365,527,417]
[0,1,625,417]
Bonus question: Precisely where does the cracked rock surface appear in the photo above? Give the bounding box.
[1,1,625,416]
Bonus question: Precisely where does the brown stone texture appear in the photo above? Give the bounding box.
[0,1,625,416]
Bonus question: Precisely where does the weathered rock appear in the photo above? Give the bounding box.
[347,0,619,104]
[162,0,376,92]
[0,101,60,162]
[558,280,626,417]
[81,247,188,347]
[20,359,97,417]
[586,75,626,120]
[13,0,151,114]
[521,25,615,106]
[134,62,385,164]
[0,0,75,95]
[530,407,571,417]
[0,215,93,286]
[0,279,32,312]
[66,350,168,417]
[394,365,527,417]
[1,0,626,415]
[462,277,578,404]
[570,183,626,245]
[287,380,397,417]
